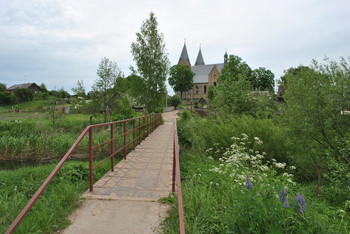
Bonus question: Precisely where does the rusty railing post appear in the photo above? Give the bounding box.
[133,119,136,148]
[172,130,176,193]
[123,121,126,159]
[110,124,114,172]
[138,118,141,145]
[89,128,94,192]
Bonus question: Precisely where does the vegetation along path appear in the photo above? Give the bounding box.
[62,111,178,234]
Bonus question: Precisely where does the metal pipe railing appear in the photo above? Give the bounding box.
[173,120,186,234]
[5,113,162,233]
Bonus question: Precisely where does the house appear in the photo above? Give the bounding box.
[176,42,227,100]
[6,83,42,94]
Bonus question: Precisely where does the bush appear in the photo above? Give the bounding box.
[177,114,288,163]
[0,92,17,105]
[13,88,34,103]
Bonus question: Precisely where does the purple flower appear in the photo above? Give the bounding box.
[279,186,287,203]
[245,176,252,190]
[295,192,306,214]
[283,196,290,208]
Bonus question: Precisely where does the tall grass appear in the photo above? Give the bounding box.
[0,160,113,233]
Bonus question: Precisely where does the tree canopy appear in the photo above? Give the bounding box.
[251,67,275,91]
[168,64,194,98]
[92,57,123,122]
[131,12,170,112]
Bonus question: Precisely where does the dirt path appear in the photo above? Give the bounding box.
[62,111,178,234]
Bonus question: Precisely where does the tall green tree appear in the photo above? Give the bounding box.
[168,64,194,99]
[71,79,86,97]
[209,55,255,115]
[131,12,170,113]
[251,67,275,92]
[92,57,123,122]
[283,57,350,194]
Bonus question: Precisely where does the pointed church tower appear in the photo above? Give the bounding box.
[178,41,191,66]
[224,50,228,64]
[195,46,205,66]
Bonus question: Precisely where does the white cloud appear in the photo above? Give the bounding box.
[0,0,349,93]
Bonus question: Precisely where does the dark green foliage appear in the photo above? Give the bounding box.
[251,67,275,91]
[282,57,350,198]
[0,83,6,92]
[39,83,48,93]
[168,64,194,98]
[13,88,34,103]
[49,88,70,99]
[0,92,17,105]
[169,95,181,109]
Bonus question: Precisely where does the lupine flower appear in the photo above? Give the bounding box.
[283,196,290,208]
[295,193,306,214]
[245,176,252,190]
[279,186,287,203]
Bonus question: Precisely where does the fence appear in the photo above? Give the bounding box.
[5,113,162,233]
[172,120,186,234]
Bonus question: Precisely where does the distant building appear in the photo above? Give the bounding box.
[177,42,228,100]
[6,83,42,94]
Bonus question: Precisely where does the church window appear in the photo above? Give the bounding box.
[213,82,217,87]
[204,85,207,94]
[195,86,199,94]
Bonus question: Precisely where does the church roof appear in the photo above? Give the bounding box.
[195,48,205,66]
[178,43,191,65]
[191,63,224,83]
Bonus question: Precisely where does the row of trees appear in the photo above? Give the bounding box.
[168,55,275,100]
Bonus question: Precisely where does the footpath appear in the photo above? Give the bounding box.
[62,111,178,234]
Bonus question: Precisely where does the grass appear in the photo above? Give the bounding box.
[162,150,350,233]
[0,159,114,233]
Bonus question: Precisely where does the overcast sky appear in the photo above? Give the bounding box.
[0,0,349,94]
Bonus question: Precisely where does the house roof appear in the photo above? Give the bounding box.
[7,83,40,91]
[191,63,224,83]
[195,48,205,66]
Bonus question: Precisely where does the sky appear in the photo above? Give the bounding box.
[0,0,349,95]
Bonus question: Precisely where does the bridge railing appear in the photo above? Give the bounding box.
[5,113,162,234]
[172,120,186,234]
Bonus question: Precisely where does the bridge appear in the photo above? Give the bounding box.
[6,111,184,234]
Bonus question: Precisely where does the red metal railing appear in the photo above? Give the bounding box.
[172,120,186,234]
[5,113,162,234]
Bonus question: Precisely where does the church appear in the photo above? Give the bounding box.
[176,42,228,100]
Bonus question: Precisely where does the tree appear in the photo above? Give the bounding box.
[72,79,86,97]
[131,12,170,113]
[39,83,48,92]
[283,57,350,194]
[170,95,181,109]
[251,67,275,92]
[13,88,34,102]
[92,57,123,122]
[168,64,194,98]
[0,83,6,92]
[209,55,255,115]
[219,55,252,83]
[0,92,16,105]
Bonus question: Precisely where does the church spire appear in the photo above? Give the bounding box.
[195,45,205,66]
[224,49,228,64]
[178,40,191,66]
